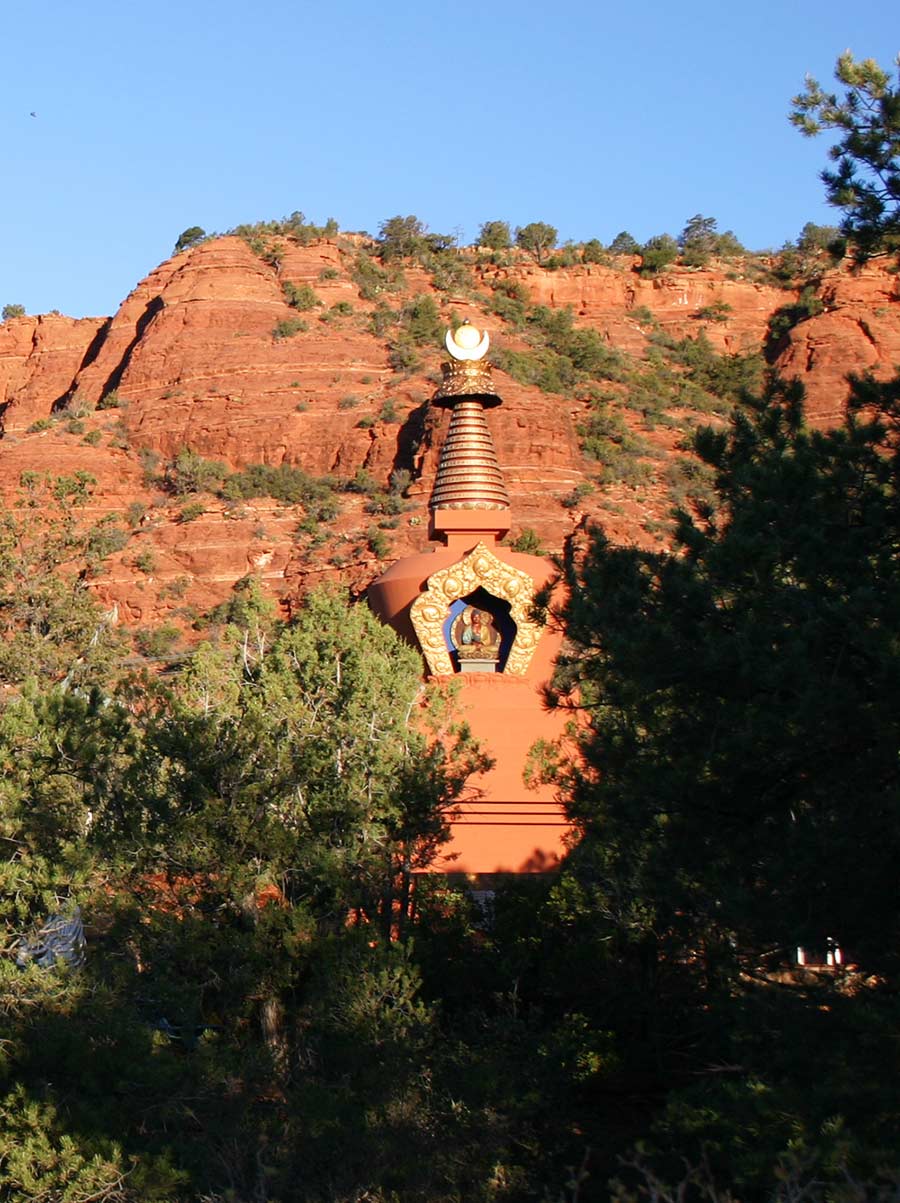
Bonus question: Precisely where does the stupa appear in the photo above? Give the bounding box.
[368,323,573,874]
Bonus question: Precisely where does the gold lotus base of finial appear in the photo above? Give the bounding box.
[433,359,500,406]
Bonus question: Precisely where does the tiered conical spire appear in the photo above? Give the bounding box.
[430,324,510,514]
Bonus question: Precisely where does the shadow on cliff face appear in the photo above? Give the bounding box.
[50,317,113,412]
[53,297,165,413]
[392,399,430,485]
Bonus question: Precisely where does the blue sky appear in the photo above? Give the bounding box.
[3,1,896,317]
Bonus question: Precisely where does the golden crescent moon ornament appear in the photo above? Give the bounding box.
[445,325,490,361]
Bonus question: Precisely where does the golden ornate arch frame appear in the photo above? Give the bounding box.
[409,542,543,676]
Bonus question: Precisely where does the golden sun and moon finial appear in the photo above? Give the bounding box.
[445,321,490,361]
[434,321,499,405]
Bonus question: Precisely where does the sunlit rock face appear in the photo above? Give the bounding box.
[0,238,895,628]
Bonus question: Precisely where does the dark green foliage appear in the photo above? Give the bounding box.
[488,278,529,327]
[493,345,580,394]
[495,304,627,397]
[400,293,442,345]
[219,463,339,518]
[639,233,678,274]
[164,448,226,495]
[508,527,544,554]
[544,244,581,270]
[134,622,179,658]
[515,221,558,263]
[85,517,129,561]
[797,220,842,253]
[714,227,745,257]
[666,330,763,401]
[609,230,640,255]
[562,480,595,508]
[557,371,900,973]
[0,584,494,1202]
[541,371,900,1194]
[579,403,653,483]
[352,252,403,300]
[366,524,390,557]
[477,219,511,249]
[177,501,205,523]
[679,213,719,266]
[230,211,334,248]
[378,214,427,260]
[97,388,121,409]
[282,280,321,310]
[694,300,733,322]
[386,295,443,373]
[791,53,900,262]
[582,237,606,263]
[2,302,26,320]
[272,316,308,339]
[173,226,206,253]
[765,285,826,352]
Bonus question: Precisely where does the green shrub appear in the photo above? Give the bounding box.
[401,294,442,345]
[65,418,85,435]
[326,300,354,318]
[640,234,678,274]
[544,245,580,269]
[387,336,421,373]
[715,229,745,258]
[160,575,191,599]
[27,418,53,433]
[219,463,338,511]
[272,317,308,340]
[138,447,160,485]
[97,389,121,410]
[344,468,378,495]
[515,221,558,264]
[390,468,411,495]
[378,215,427,261]
[578,403,649,463]
[2,303,25,320]
[378,398,400,423]
[339,395,360,410]
[679,214,719,267]
[562,481,595,508]
[766,287,826,349]
[178,501,206,523]
[352,254,402,300]
[366,525,390,557]
[174,226,206,253]
[493,346,579,395]
[135,623,180,659]
[609,231,641,255]
[695,300,733,322]
[665,454,717,512]
[509,527,544,554]
[134,548,157,573]
[478,220,512,250]
[166,448,226,495]
[282,281,321,310]
[86,520,129,560]
[318,266,340,280]
[82,429,102,446]
[582,239,606,263]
